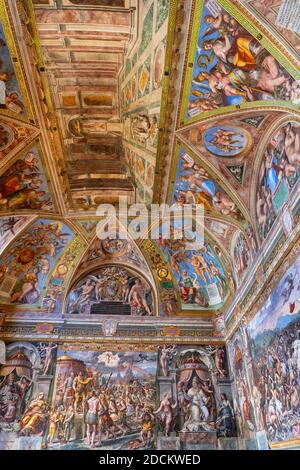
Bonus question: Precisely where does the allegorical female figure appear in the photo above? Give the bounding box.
[216,393,236,437]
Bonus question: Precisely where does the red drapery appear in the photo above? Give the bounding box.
[179,366,210,384]
[0,365,32,378]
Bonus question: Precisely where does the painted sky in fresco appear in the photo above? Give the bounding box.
[248,255,300,338]
[56,349,158,379]
[0,216,34,254]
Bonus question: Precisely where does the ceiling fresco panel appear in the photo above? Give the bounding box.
[0,21,26,118]
[0,218,74,308]
[0,6,39,123]
[255,120,300,241]
[240,0,300,59]
[179,0,300,126]
[0,144,56,213]
[170,145,247,223]
[178,110,289,207]
[153,219,232,312]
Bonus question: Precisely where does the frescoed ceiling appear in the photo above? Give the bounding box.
[33,1,135,210]
[0,0,299,340]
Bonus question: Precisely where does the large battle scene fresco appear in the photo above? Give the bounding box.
[247,256,300,444]
[226,255,300,448]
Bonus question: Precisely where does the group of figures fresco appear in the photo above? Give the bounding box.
[0,219,73,305]
[156,221,228,310]
[0,24,25,116]
[50,350,158,450]
[0,149,54,212]
[0,344,234,450]
[0,341,58,449]
[155,346,234,444]
[66,267,154,316]
[173,151,243,220]
[187,0,300,119]
[203,126,249,157]
[256,122,300,240]
[228,255,300,445]
[248,256,300,443]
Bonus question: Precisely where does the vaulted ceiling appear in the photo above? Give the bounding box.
[0,0,299,340]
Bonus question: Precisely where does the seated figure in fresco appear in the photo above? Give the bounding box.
[11,273,40,305]
[182,377,214,432]
[0,373,26,424]
[20,392,49,436]
[179,270,196,304]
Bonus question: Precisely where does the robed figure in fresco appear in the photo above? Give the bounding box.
[216,393,236,438]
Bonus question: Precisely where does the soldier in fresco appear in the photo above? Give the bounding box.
[73,371,94,413]
[85,391,100,448]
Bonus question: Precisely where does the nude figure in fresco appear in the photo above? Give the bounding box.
[85,391,100,448]
[154,393,176,437]
[128,278,152,315]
